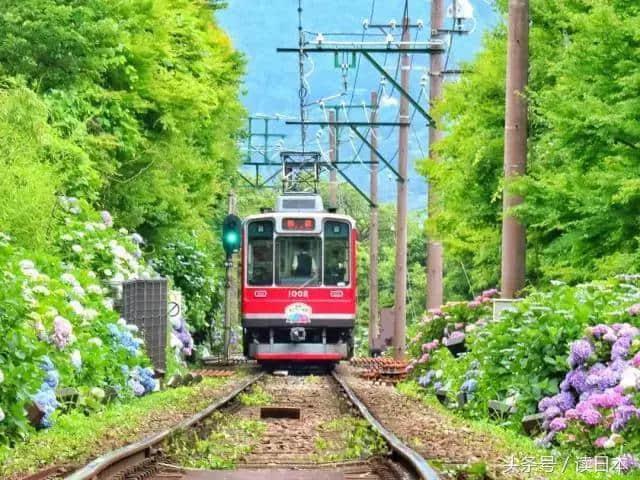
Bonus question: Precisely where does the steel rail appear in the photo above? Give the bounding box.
[64,372,265,480]
[332,371,441,480]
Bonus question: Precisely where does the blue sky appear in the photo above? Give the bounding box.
[217,1,500,208]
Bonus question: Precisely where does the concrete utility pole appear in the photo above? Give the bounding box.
[368,90,379,354]
[393,16,410,360]
[501,0,529,298]
[328,110,338,210]
[426,0,445,310]
[223,190,236,362]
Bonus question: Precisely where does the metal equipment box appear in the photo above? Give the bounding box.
[122,278,168,372]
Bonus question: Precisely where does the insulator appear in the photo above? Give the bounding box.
[315,32,324,44]
[389,19,397,30]
[362,18,369,29]
[416,19,424,29]
[420,74,428,86]
[385,33,394,43]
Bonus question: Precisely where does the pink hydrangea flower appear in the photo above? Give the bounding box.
[594,436,608,448]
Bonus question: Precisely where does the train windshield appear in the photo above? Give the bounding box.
[275,237,321,287]
[324,221,350,286]
[247,220,274,286]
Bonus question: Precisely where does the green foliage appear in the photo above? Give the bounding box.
[0,377,228,477]
[169,411,266,469]
[0,200,161,445]
[0,0,246,348]
[424,0,640,292]
[238,385,272,407]
[314,416,387,462]
[412,277,640,432]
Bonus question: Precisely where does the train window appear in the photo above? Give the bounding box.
[324,221,350,286]
[247,221,274,286]
[275,237,321,287]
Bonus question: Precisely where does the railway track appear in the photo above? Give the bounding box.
[54,369,439,480]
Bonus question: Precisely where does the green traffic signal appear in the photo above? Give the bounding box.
[222,214,242,254]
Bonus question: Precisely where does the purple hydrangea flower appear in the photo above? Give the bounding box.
[627,304,640,316]
[543,406,562,420]
[612,336,633,360]
[553,391,575,411]
[565,368,588,393]
[590,390,626,409]
[576,402,603,426]
[590,325,610,339]
[565,408,579,420]
[52,316,72,349]
[539,397,554,412]
[549,417,568,432]
[100,210,113,227]
[603,331,618,343]
[569,340,594,368]
[612,405,639,433]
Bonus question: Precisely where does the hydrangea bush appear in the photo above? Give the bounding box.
[0,198,164,445]
[536,321,640,471]
[408,277,640,440]
[407,288,498,368]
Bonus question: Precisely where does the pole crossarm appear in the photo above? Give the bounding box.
[349,126,404,183]
[277,45,443,54]
[361,51,434,126]
[286,120,408,127]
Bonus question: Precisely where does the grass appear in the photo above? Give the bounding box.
[0,376,232,479]
[169,411,266,469]
[396,381,640,480]
[238,384,272,406]
[313,415,387,462]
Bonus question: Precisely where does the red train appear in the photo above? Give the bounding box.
[241,193,357,364]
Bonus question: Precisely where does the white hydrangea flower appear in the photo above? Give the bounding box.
[71,350,82,370]
[69,300,85,316]
[45,307,58,318]
[126,324,139,333]
[32,285,50,296]
[71,244,83,254]
[75,231,85,238]
[103,298,114,310]
[83,308,98,321]
[620,367,640,392]
[72,285,85,297]
[0,369,4,383]
[85,223,95,232]
[104,269,113,277]
[60,234,73,242]
[61,273,78,286]
[19,259,39,278]
[88,337,103,347]
[86,284,102,295]
[0,407,4,422]
[130,233,144,245]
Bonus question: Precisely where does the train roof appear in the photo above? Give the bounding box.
[243,211,356,227]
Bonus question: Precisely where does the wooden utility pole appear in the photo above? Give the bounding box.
[393,16,410,360]
[501,0,529,298]
[426,0,445,310]
[368,90,379,354]
[223,190,236,362]
[328,110,338,210]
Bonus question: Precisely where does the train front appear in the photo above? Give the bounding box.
[241,194,357,364]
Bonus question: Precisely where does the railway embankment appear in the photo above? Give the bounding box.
[1,373,250,480]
